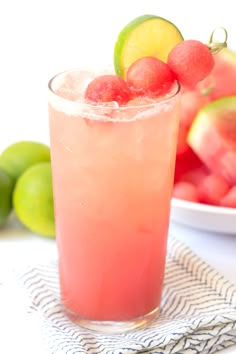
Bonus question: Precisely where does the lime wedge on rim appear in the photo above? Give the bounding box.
[114,14,184,78]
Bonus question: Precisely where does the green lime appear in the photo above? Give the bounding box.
[0,141,51,182]
[114,14,184,78]
[13,162,55,237]
[0,167,14,227]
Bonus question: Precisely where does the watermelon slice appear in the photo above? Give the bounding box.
[187,96,236,185]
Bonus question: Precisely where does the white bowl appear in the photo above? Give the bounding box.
[171,198,236,234]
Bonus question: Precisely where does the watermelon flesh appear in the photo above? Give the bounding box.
[208,48,236,100]
[179,87,211,129]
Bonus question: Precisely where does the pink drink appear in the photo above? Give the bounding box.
[48,70,180,332]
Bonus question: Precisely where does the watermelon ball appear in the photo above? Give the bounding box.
[173,181,199,202]
[126,56,175,97]
[220,185,236,208]
[85,75,131,105]
[167,40,215,88]
[198,173,230,206]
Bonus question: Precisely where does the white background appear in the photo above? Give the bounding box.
[0,1,236,353]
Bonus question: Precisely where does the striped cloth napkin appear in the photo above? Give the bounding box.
[13,236,236,354]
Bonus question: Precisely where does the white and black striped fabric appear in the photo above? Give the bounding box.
[15,236,236,354]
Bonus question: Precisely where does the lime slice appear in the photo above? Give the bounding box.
[114,14,184,78]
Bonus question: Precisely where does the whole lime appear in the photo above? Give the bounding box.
[0,167,14,227]
[0,141,51,182]
[13,162,55,237]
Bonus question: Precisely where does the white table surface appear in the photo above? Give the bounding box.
[0,218,235,354]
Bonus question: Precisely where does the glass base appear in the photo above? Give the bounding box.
[64,306,160,333]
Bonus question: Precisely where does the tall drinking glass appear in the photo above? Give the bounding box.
[48,69,180,333]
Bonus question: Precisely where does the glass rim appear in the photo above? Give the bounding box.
[48,68,181,112]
